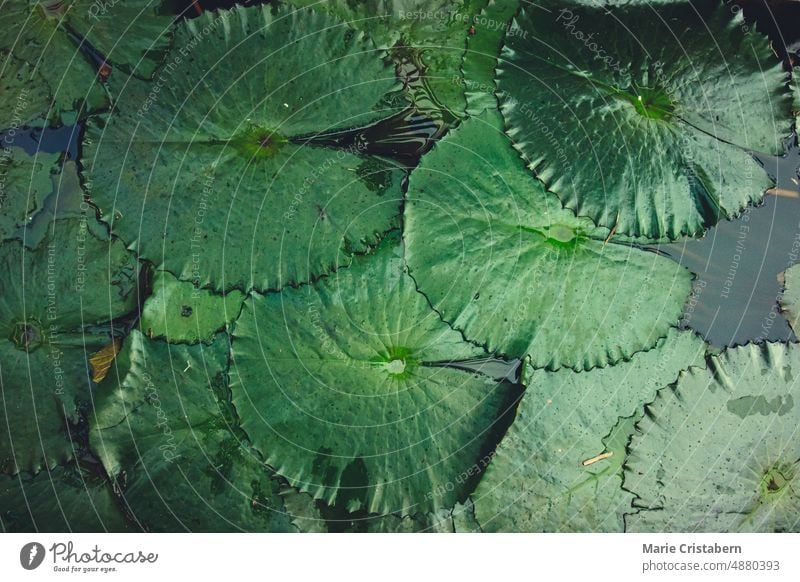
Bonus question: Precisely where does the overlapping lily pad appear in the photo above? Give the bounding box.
[141,271,244,344]
[0,461,130,532]
[472,329,706,532]
[90,330,294,532]
[287,0,488,116]
[230,234,521,515]
[497,0,792,239]
[460,0,519,115]
[625,342,800,532]
[1,0,173,123]
[0,219,138,474]
[404,111,692,369]
[83,5,405,293]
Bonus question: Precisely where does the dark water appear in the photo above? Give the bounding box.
[657,138,800,347]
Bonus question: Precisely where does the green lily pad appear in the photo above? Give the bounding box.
[0,462,131,532]
[404,111,692,369]
[452,498,481,532]
[83,5,405,293]
[0,148,60,241]
[0,219,138,474]
[472,329,706,532]
[286,0,488,116]
[90,330,294,532]
[497,0,792,239]
[230,234,521,515]
[0,52,54,129]
[780,264,800,334]
[1,1,172,122]
[68,0,173,79]
[141,271,244,344]
[460,0,519,116]
[625,342,800,532]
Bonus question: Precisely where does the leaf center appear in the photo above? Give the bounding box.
[616,84,675,120]
[386,358,406,375]
[10,321,44,352]
[230,125,287,159]
[760,466,791,498]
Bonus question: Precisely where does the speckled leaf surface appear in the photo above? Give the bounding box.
[83,6,405,293]
[0,462,130,532]
[90,330,294,532]
[625,342,800,532]
[404,111,692,369]
[230,234,520,515]
[141,271,244,344]
[0,219,138,474]
[498,0,791,239]
[0,52,54,129]
[473,329,706,532]
[0,148,59,241]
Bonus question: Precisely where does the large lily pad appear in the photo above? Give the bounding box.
[0,219,138,474]
[0,462,130,532]
[230,234,521,515]
[0,147,60,241]
[625,342,800,532]
[141,270,244,344]
[472,329,706,532]
[497,0,792,239]
[1,1,172,122]
[404,111,692,369]
[90,330,294,532]
[83,5,405,293]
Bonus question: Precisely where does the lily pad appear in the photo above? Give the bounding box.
[625,342,800,532]
[472,329,706,532]
[0,219,138,474]
[90,330,294,532]
[780,264,800,334]
[286,0,488,116]
[141,271,244,344]
[460,0,519,116]
[0,147,60,241]
[0,52,54,129]
[497,0,792,239]
[83,5,405,293]
[404,111,692,369]
[230,234,521,515]
[1,1,172,122]
[0,462,130,532]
